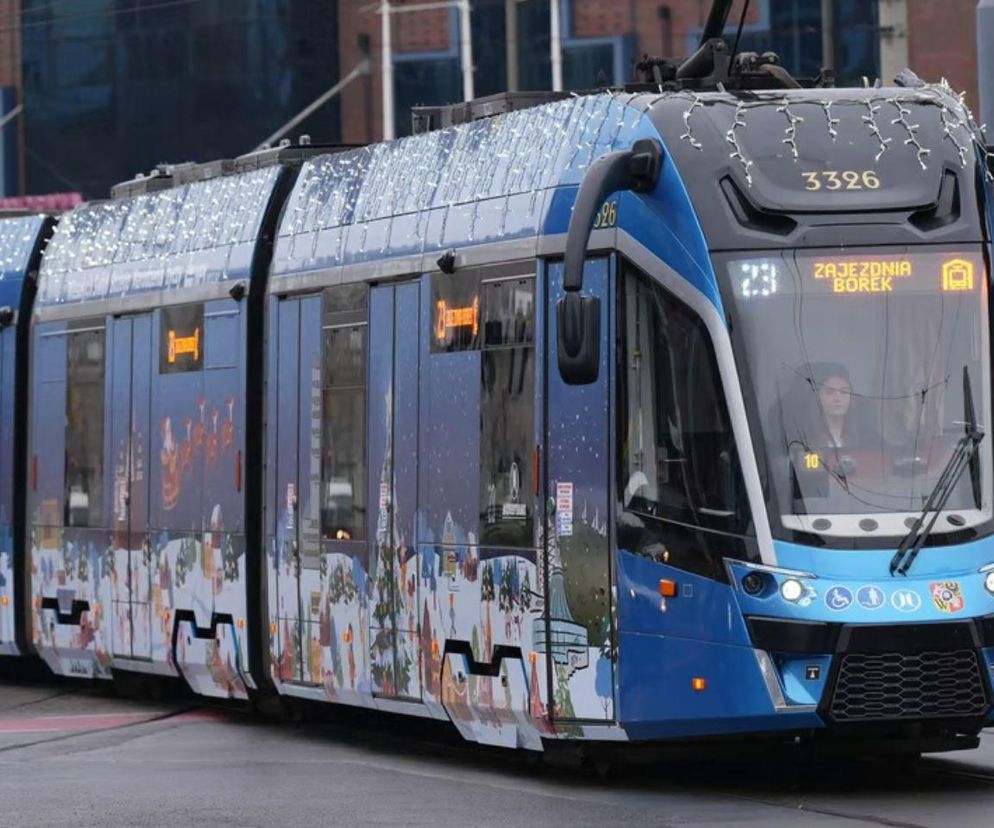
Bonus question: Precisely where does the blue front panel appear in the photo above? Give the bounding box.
[618,632,818,740]
[614,551,825,738]
[733,538,994,625]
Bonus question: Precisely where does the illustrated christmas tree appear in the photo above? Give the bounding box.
[222,535,239,582]
[370,547,396,692]
[78,541,89,581]
[329,615,343,687]
[521,570,532,611]
[499,562,513,613]
[481,561,495,604]
[553,664,576,719]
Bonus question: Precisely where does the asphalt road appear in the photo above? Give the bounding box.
[0,677,992,827]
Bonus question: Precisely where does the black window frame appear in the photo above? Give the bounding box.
[478,271,536,549]
[320,282,368,543]
[64,322,106,528]
[615,259,756,577]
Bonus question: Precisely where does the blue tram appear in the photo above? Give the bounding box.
[8,3,994,754]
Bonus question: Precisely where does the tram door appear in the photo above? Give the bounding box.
[367,282,422,700]
[273,294,322,683]
[109,314,153,660]
[543,259,615,721]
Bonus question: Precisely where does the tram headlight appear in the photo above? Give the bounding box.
[985,571,994,595]
[741,571,767,595]
[780,578,804,603]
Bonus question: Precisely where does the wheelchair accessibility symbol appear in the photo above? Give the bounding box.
[824,586,853,611]
[891,589,922,612]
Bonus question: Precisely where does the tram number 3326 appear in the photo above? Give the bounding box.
[802,170,882,191]
[593,199,618,229]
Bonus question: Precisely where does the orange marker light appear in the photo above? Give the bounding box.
[236,617,245,630]
[659,579,678,598]
[529,651,538,666]
[431,639,439,657]
[692,677,707,692]
[270,622,277,635]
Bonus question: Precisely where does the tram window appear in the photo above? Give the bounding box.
[480,276,534,547]
[321,284,367,542]
[483,277,534,348]
[64,328,105,528]
[617,264,750,539]
[432,272,481,353]
[160,304,204,374]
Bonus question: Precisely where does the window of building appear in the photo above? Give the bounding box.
[617,263,750,571]
[480,275,534,547]
[322,283,367,541]
[64,326,105,528]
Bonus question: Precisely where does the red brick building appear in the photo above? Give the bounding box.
[338,0,982,145]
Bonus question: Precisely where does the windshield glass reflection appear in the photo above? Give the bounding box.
[723,247,991,538]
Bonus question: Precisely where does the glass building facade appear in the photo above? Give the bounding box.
[17,0,881,195]
[21,0,341,198]
[389,0,878,138]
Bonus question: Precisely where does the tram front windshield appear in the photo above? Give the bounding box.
[722,246,992,541]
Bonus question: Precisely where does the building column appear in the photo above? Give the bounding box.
[878,0,909,85]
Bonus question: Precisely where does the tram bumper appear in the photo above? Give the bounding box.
[746,615,994,726]
[615,553,994,741]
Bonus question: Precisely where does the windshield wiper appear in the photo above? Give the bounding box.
[890,366,984,576]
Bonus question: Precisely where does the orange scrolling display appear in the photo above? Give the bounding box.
[435,296,479,342]
[812,257,912,294]
[167,327,200,364]
[808,255,979,295]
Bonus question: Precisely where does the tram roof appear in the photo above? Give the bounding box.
[0,214,47,309]
[35,165,281,308]
[271,93,658,281]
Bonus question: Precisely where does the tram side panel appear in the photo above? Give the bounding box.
[147,298,251,697]
[30,320,115,678]
[0,215,53,657]
[265,261,624,747]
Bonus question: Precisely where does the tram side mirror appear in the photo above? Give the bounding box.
[557,138,662,385]
[0,306,12,328]
[557,291,601,385]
